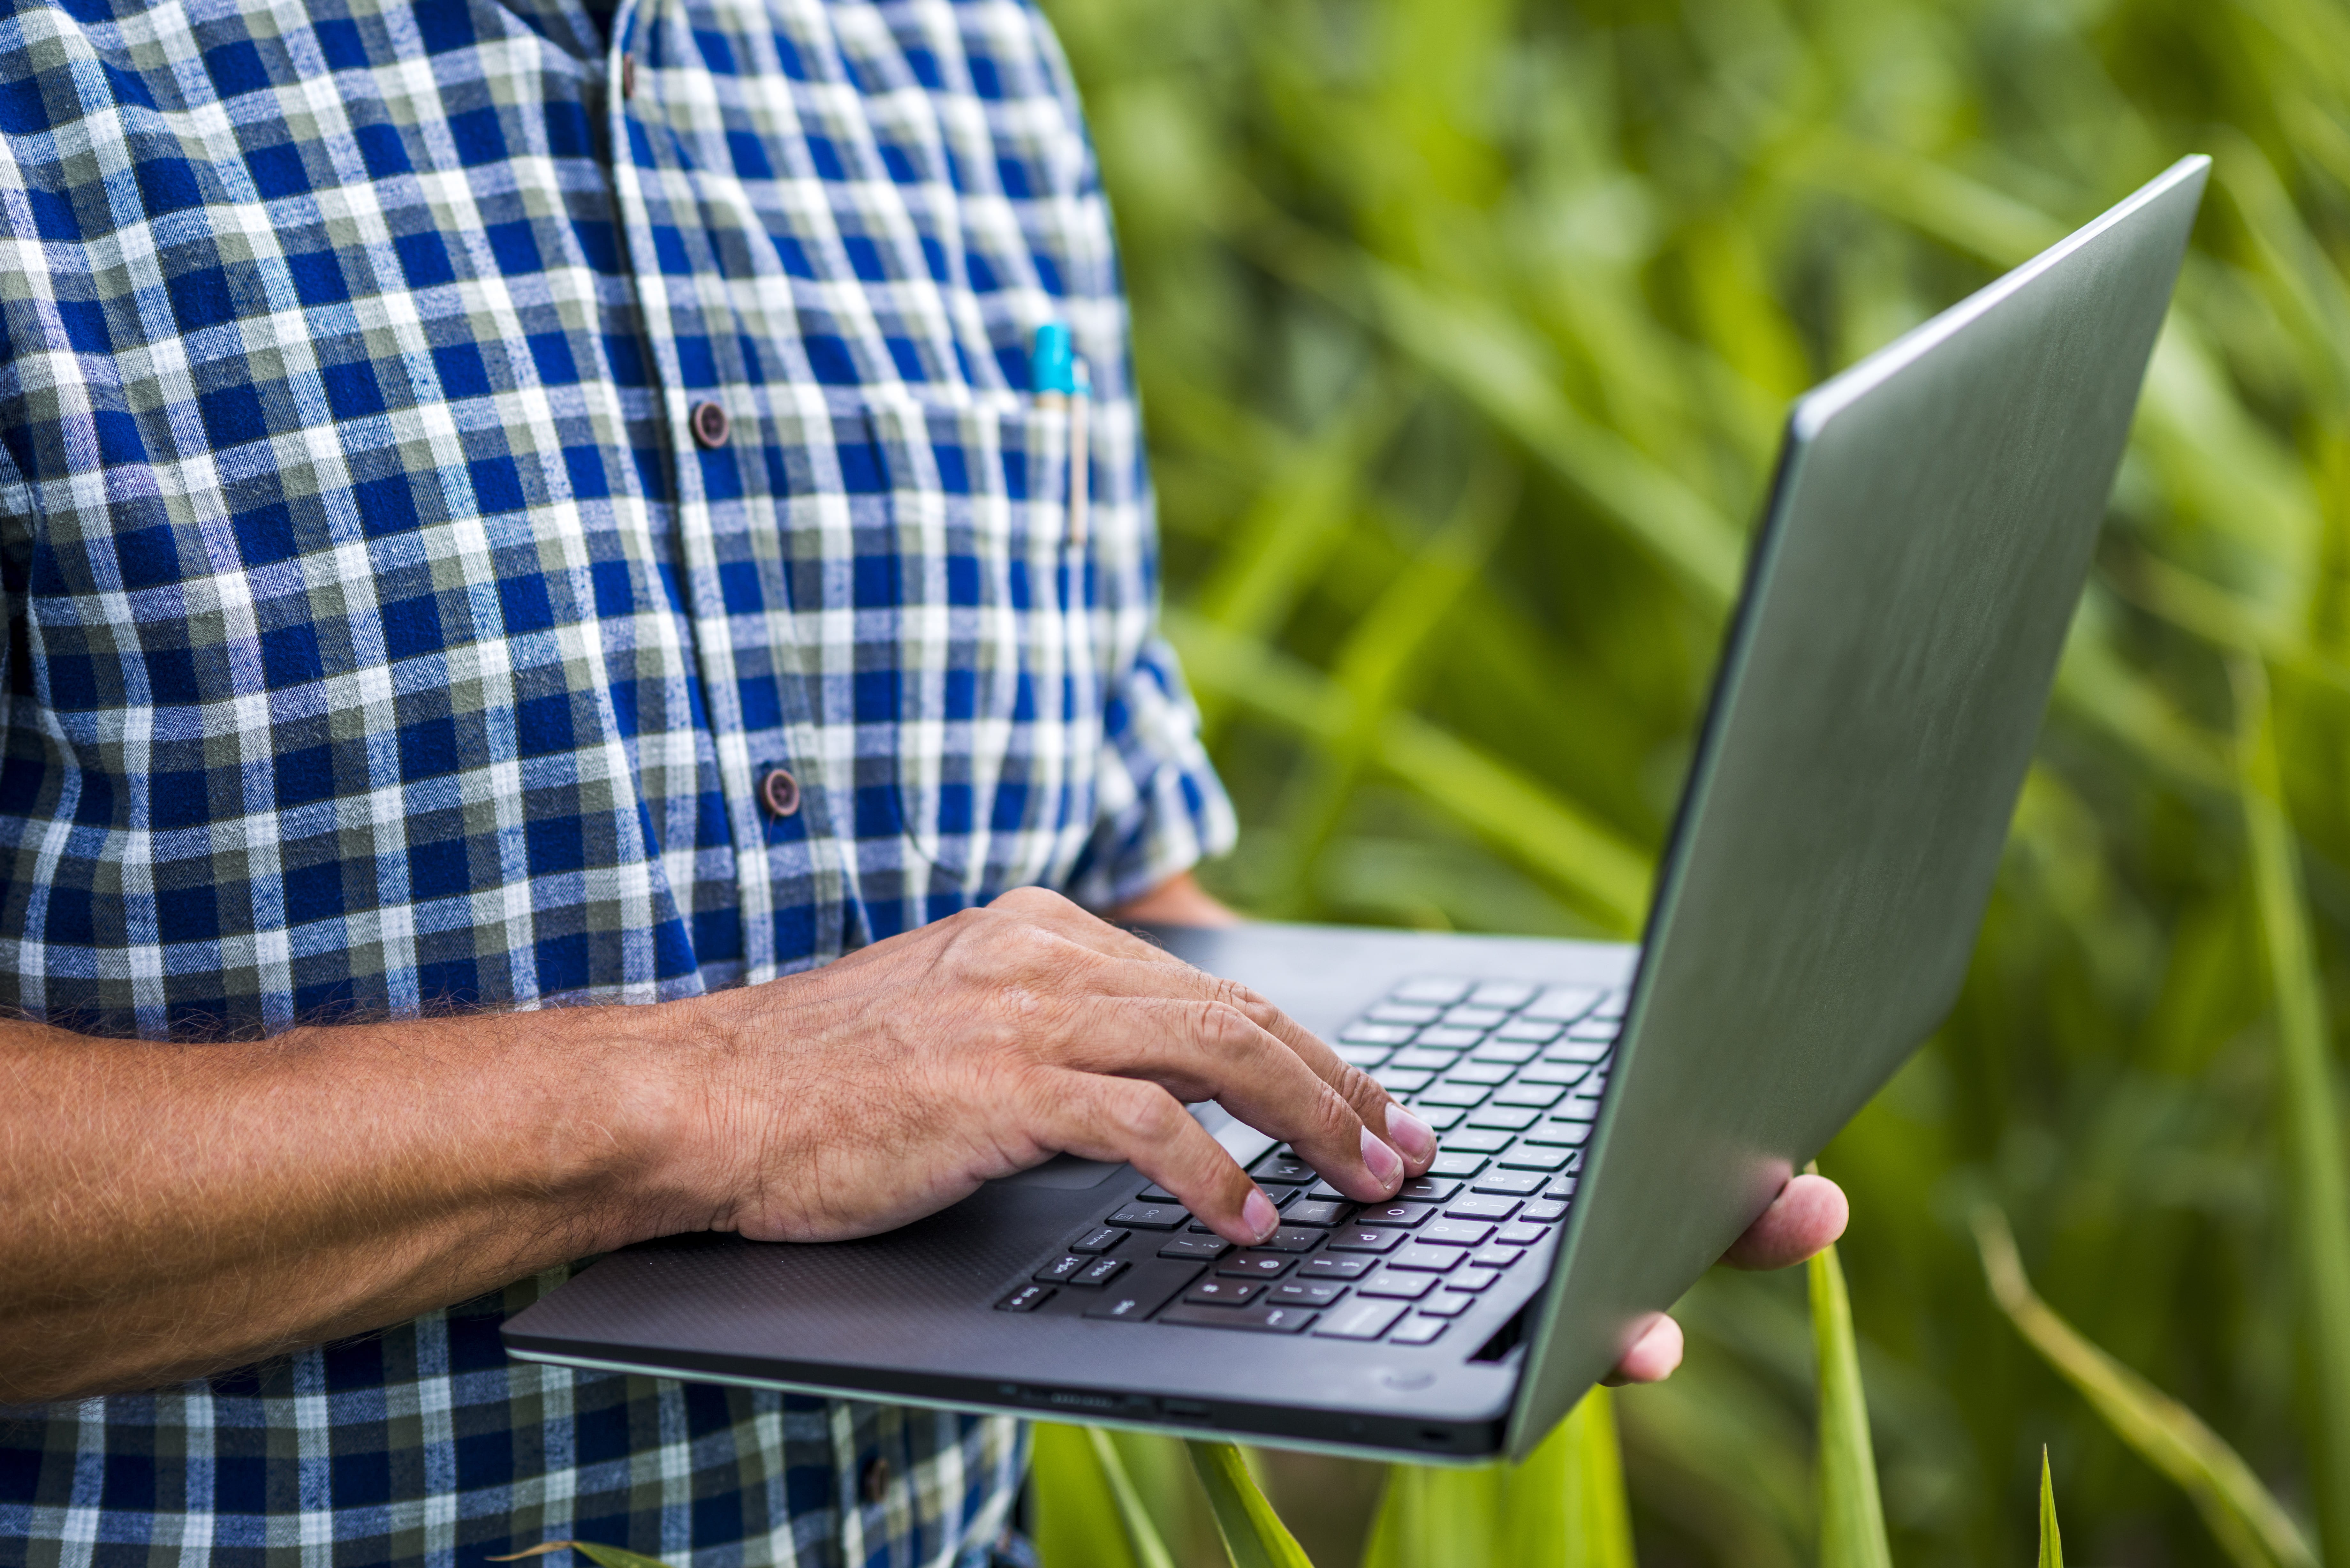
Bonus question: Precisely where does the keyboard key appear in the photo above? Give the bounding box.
[1368,1002,1443,1025]
[1184,1277,1263,1306]
[1326,1225,1409,1254]
[1035,1255,1088,1284]
[1160,1302,1319,1333]
[1391,977,1473,1004]
[1471,1245,1526,1270]
[1356,1270,1437,1300]
[1396,1177,1461,1202]
[1558,1094,1605,1121]
[1465,1105,1540,1131]
[1076,1257,1130,1287]
[1519,1060,1591,1086]
[1218,1252,1296,1279]
[1521,984,1603,1021]
[1158,1236,1232,1261]
[1108,1203,1189,1230]
[1472,1170,1549,1196]
[1270,1279,1350,1307]
[1443,1129,1513,1153]
[1546,1172,1582,1197]
[1532,1119,1593,1145]
[1446,1194,1521,1222]
[1449,1266,1501,1292]
[1252,1150,1318,1184]
[1390,1316,1449,1346]
[1299,1254,1376,1280]
[1441,1006,1510,1029]
[1468,981,1539,1010]
[1413,1104,1467,1131]
[1388,1244,1465,1273]
[1493,1082,1565,1109]
[1522,1200,1570,1223]
[1416,1027,1486,1049]
[1446,1062,1514,1085]
[1083,1262,1204,1321]
[1314,1299,1407,1340]
[1335,1044,1393,1068]
[1590,990,1629,1019]
[1388,1047,1458,1071]
[1421,1219,1495,1247]
[1069,1227,1129,1255]
[1549,1037,1613,1059]
[997,1284,1054,1312]
[1497,1223,1550,1247]
[1342,1022,1417,1046]
[1429,1151,1489,1177]
[1375,1067,1436,1094]
[1493,1018,1565,1044]
[1417,1082,1489,1108]
[1498,1147,1574,1172]
[1256,1226,1323,1253]
[1565,1019,1619,1042]
[1417,1291,1478,1318]
[1357,1200,1435,1228]
[1283,1199,1353,1227]
[1470,1042,1540,1065]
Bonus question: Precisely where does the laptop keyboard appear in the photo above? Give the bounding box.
[993,975,1621,1346]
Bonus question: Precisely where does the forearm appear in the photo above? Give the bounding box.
[0,1000,717,1401]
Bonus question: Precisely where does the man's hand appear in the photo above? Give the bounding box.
[1603,1172,1850,1383]
[678,886,1435,1249]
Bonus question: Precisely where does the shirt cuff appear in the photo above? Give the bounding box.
[1067,635,1239,910]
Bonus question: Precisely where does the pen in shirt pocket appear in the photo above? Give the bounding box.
[1031,323,1090,550]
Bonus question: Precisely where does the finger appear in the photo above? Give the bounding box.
[1600,1314,1684,1386]
[1045,993,1406,1203]
[1720,1173,1849,1270]
[1018,1068,1279,1247]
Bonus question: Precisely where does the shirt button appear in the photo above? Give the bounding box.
[691,400,730,449]
[859,1454,890,1505]
[761,767,800,818]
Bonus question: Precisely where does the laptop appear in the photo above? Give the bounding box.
[503,157,2209,1464]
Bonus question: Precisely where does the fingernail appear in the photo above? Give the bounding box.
[1241,1187,1280,1242]
[1385,1105,1437,1164]
[1360,1125,1404,1190]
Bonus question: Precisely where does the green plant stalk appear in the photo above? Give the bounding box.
[1810,1241,1892,1568]
[2235,655,2350,1567]
[1031,1423,1142,1568]
[1973,1204,2316,1568]
[2040,1450,2064,1568]
[1184,1442,1315,1568]
[1090,1429,1179,1568]
[1556,1389,1638,1568]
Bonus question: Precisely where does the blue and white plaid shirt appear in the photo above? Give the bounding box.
[0,0,1234,1558]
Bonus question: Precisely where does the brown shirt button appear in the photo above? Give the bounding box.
[859,1454,890,1506]
[620,56,635,99]
[690,400,730,449]
[760,767,800,818]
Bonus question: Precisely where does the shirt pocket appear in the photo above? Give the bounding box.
[858,395,1102,897]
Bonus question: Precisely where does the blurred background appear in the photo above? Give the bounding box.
[1034,0,2350,1561]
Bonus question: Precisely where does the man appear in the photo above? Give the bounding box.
[0,0,1846,1562]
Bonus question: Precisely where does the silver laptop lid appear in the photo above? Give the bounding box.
[1506,157,2209,1457]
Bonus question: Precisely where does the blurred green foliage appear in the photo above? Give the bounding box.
[1036,0,2350,1560]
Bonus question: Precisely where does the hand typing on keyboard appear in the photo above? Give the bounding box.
[671,885,1439,1249]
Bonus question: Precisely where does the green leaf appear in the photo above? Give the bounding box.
[2231,657,2350,1567]
[1033,1423,1181,1568]
[1184,1442,1315,1568]
[1362,1390,1635,1568]
[1810,1240,1892,1568]
[2039,1449,2063,1568]
[1973,1204,2317,1568]
[486,1544,674,1568]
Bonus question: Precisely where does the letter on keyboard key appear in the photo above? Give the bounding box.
[1445,1195,1520,1221]
[1396,1177,1460,1202]
[1255,1226,1323,1253]
[997,1284,1054,1312]
[1416,1291,1478,1318]
[1300,1254,1374,1279]
[1270,1279,1349,1307]
[1313,1299,1407,1340]
[1428,1152,1489,1177]
[1413,1104,1467,1131]
[1472,1171,1548,1196]
[1159,1302,1319,1333]
[1158,1236,1231,1261]
[1521,1200,1570,1223]
[1448,1267,1501,1292]
[1217,1252,1295,1279]
[1107,1203,1190,1230]
[1082,1262,1204,1321]
[1496,1223,1549,1247]
[1034,1255,1088,1284]
[1443,1128,1513,1152]
[1282,1199,1353,1227]
[1389,1316,1448,1345]
[1464,1105,1540,1131]
[1250,1151,1318,1184]
[1388,1243,1466,1273]
[1356,1270,1437,1300]
[1357,1201,1434,1228]
[1493,1082,1565,1109]
[1471,1245,1526,1270]
[1183,1278,1262,1306]
[1497,1147,1573,1172]
[1421,1219,1494,1247]
[1075,1257,1129,1287]
[1069,1227,1129,1254]
[1324,1226,1408,1254]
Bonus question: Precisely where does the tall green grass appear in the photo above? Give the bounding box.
[1037,0,2350,1559]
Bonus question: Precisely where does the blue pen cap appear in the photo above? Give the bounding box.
[1031,323,1076,394]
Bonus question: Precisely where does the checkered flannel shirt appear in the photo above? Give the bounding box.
[0,0,1234,1559]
